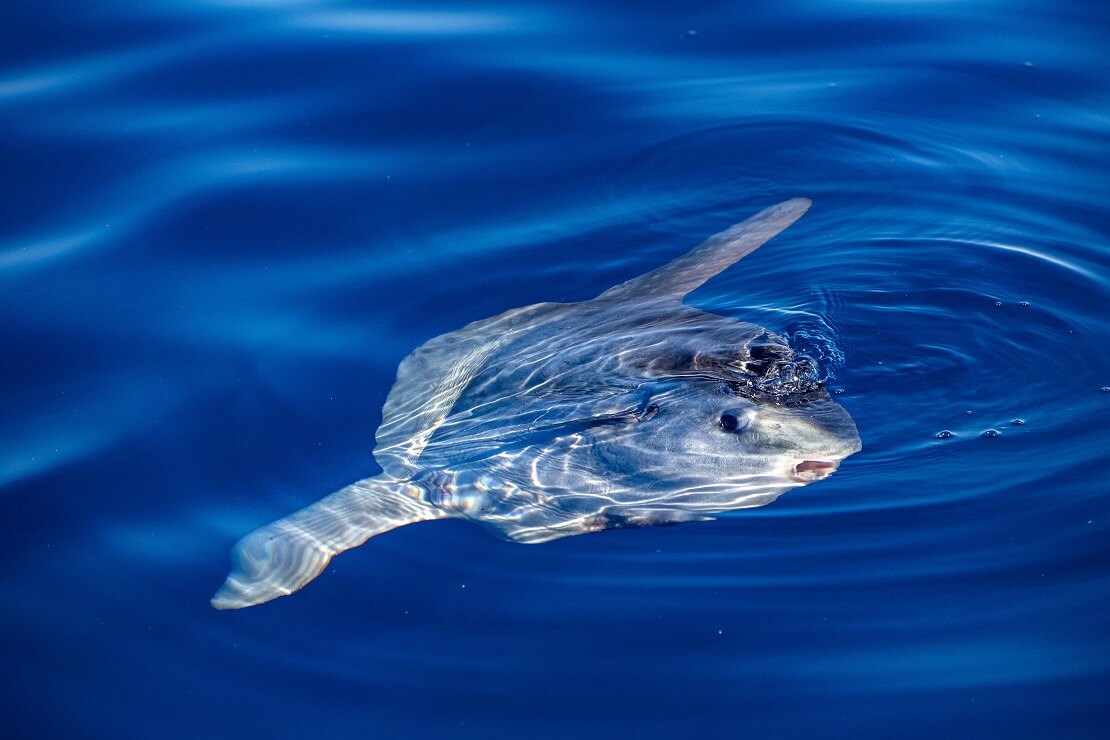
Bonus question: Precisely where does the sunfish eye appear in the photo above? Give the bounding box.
[719,411,746,432]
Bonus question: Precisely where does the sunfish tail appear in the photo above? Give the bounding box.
[211,476,444,609]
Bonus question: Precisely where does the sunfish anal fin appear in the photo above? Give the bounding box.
[211,476,445,609]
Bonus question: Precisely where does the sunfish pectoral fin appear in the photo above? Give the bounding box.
[502,508,716,544]
[597,198,811,302]
[592,508,716,531]
[211,476,445,610]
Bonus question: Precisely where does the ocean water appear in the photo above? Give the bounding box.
[2,1,1107,737]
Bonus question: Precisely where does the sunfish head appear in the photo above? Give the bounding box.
[589,333,861,513]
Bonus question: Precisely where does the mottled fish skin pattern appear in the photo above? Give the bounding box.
[212,198,861,609]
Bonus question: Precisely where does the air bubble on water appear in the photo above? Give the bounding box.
[787,328,846,378]
[1022,61,1034,67]
[731,330,839,401]
[1011,419,1025,426]
[682,29,698,38]
[936,430,955,439]
[965,410,974,415]
[831,388,845,395]
[982,429,1000,438]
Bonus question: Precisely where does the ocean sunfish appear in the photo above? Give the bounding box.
[212,198,861,609]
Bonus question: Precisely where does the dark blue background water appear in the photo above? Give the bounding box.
[2,1,1107,737]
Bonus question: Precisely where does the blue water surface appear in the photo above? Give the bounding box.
[2,1,1108,737]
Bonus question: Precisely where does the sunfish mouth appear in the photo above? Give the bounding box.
[791,459,838,482]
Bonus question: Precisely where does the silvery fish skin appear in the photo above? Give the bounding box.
[212,198,860,609]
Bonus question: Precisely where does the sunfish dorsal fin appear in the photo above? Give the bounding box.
[597,198,811,302]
